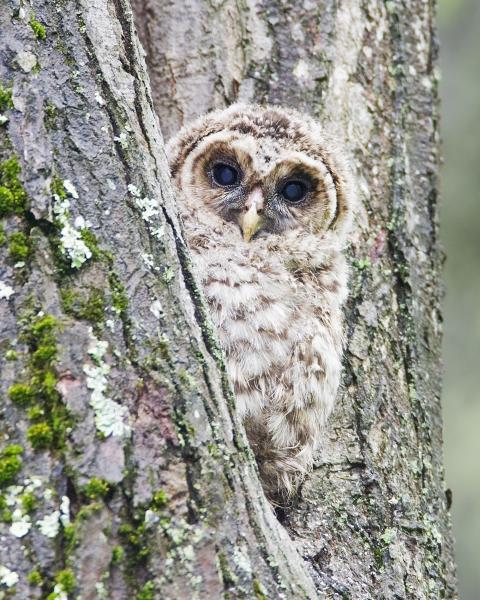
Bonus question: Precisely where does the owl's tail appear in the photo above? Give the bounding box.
[244,415,316,504]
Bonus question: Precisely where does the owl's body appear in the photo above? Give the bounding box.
[167,105,354,498]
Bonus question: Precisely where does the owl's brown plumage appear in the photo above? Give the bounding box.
[167,104,354,500]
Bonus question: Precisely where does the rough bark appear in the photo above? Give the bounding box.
[131,0,458,598]
[0,1,456,600]
[0,1,317,599]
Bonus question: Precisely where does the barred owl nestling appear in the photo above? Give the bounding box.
[167,104,354,499]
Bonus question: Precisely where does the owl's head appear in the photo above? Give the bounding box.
[167,104,354,243]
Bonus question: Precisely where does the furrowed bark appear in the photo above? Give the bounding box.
[0,1,317,598]
[132,0,458,598]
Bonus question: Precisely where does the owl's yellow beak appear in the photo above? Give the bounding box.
[240,188,264,242]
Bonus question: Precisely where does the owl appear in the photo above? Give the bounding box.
[167,104,354,500]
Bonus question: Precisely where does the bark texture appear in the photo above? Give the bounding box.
[0,1,316,599]
[0,0,456,599]
[132,0,458,598]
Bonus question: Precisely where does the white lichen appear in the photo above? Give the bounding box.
[380,527,397,544]
[23,477,42,490]
[51,583,68,600]
[9,508,32,538]
[0,114,8,125]
[37,510,61,538]
[0,565,19,588]
[152,225,165,239]
[233,545,252,576]
[88,333,109,363]
[83,330,131,438]
[4,480,46,539]
[63,179,79,199]
[150,300,164,319]
[293,58,310,81]
[114,132,129,149]
[127,183,140,197]
[60,495,70,527]
[16,50,37,73]
[163,267,175,283]
[0,281,14,299]
[74,215,86,229]
[95,91,105,106]
[53,184,92,269]
[144,509,160,528]
[183,545,195,561]
[142,253,154,269]
[128,184,160,223]
[44,487,54,501]
[95,581,108,599]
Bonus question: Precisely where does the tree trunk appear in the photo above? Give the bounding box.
[131,0,458,597]
[0,1,456,600]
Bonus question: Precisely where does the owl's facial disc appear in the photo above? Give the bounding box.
[190,138,336,240]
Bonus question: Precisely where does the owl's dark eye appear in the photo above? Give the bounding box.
[280,180,308,203]
[212,163,239,187]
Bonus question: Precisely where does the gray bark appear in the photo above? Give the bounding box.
[0,1,456,600]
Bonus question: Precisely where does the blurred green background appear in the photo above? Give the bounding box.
[438,0,480,598]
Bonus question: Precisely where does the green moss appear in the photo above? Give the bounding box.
[27,422,53,449]
[0,494,12,522]
[35,370,58,403]
[0,223,5,245]
[24,315,57,370]
[29,16,46,40]
[151,489,168,510]
[55,569,76,594]
[373,545,384,569]
[29,314,57,338]
[17,314,69,451]
[44,101,58,130]
[27,405,45,420]
[79,229,101,260]
[27,569,43,586]
[50,175,67,200]
[353,257,372,271]
[253,579,267,600]
[8,383,35,406]
[77,502,102,521]
[109,273,128,313]
[119,522,150,562]
[63,523,76,550]
[59,287,76,313]
[31,61,42,75]
[5,349,18,361]
[8,231,30,261]
[32,344,57,367]
[61,287,105,325]
[2,444,23,456]
[0,156,28,217]
[21,491,37,513]
[217,552,237,588]
[162,266,175,284]
[0,508,12,523]
[84,477,110,499]
[111,545,125,564]
[0,452,22,487]
[157,336,170,360]
[0,84,13,112]
[136,581,155,600]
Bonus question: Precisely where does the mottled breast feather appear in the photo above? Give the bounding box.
[167,104,354,499]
